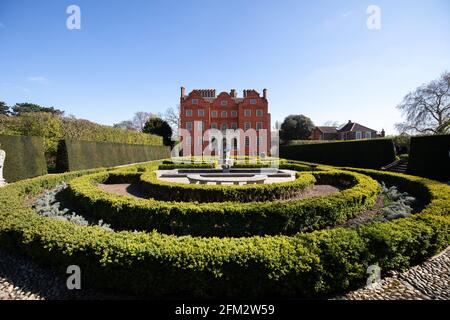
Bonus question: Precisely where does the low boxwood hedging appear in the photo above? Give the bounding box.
[0,162,448,298]
[56,139,170,172]
[280,138,396,169]
[158,163,216,170]
[140,171,316,202]
[0,134,48,182]
[67,167,379,236]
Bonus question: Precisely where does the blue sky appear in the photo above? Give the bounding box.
[1,0,449,134]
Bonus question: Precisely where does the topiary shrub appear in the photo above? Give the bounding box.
[56,139,170,172]
[0,134,47,182]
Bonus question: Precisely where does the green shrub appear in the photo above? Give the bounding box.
[67,168,379,236]
[407,134,450,181]
[140,170,316,202]
[280,138,396,169]
[0,161,448,298]
[0,134,47,182]
[158,163,215,170]
[0,113,164,170]
[56,139,170,172]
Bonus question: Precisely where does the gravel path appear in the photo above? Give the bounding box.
[0,249,130,300]
[1,245,448,300]
[98,183,341,200]
[338,246,450,300]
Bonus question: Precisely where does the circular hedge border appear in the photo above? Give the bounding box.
[0,160,448,298]
[67,167,379,236]
[139,170,316,202]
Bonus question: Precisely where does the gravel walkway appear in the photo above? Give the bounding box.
[1,245,448,300]
[0,248,130,300]
[338,246,450,300]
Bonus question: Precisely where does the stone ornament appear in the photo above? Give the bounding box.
[0,149,6,187]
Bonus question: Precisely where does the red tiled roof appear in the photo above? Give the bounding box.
[338,121,376,133]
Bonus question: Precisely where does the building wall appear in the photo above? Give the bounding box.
[180,89,271,156]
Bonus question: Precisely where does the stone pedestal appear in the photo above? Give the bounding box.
[0,149,7,187]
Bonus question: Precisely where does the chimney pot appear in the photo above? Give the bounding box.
[181,86,185,99]
[263,88,267,99]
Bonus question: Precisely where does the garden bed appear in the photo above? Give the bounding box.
[0,159,448,299]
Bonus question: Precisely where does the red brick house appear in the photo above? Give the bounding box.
[179,87,271,156]
[311,121,385,141]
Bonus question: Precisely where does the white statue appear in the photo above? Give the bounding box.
[0,149,6,187]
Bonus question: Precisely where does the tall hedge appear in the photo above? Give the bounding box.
[0,134,47,182]
[280,139,396,169]
[407,134,450,182]
[56,139,170,172]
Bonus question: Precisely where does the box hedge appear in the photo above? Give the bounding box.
[280,138,396,169]
[56,139,171,172]
[407,134,450,182]
[140,170,316,202]
[67,166,379,236]
[0,162,448,298]
[0,134,47,182]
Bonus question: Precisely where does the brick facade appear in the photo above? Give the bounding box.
[179,87,271,156]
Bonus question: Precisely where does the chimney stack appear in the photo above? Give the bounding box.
[263,88,267,99]
[230,89,237,98]
[381,129,385,137]
[181,86,185,99]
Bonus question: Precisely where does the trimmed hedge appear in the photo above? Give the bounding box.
[280,138,396,169]
[0,162,448,298]
[158,163,215,170]
[67,167,379,236]
[0,134,47,182]
[56,139,170,172]
[407,134,450,182]
[140,170,316,202]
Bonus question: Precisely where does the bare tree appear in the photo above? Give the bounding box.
[113,120,135,130]
[323,120,339,127]
[132,111,153,131]
[273,120,281,130]
[396,71,450,135]
[163,105,180,131]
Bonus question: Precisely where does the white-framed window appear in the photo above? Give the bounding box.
[364,131,371,139]
[186,122,193,131]
[355,131,362,139]
[221,111,227,118]
[244,122,251,130]
[256,122,263,130]
[198,109,204,117]
[245,137,250,146]
[186,136,192,146]
[192,99,198,105]
[250,98,257,105]
[211,110,218,118]
[220,100,228,107]
[221,123,227,131]
[231,110,238,117]
[197,121,203,131]
[197,136,203,146]
[231,122,237,130]
[211,123,217,129]
[186,109,192,117]
[244,109,251,117]
[256,109,263,117]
